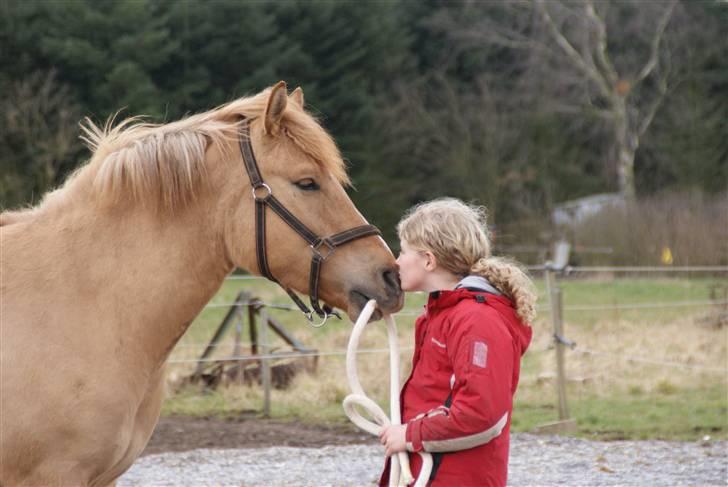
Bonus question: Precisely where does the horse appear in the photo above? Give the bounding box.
[0,81,403,486]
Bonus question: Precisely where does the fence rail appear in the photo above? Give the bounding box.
[200,298,728,314]
[168,344,726,374]
[179,265,727,419]
[224,265,728,282]
[526,265,728,273]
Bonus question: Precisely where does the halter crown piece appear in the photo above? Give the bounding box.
[238,117,381,326]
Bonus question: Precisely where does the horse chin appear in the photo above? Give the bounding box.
[347,290,384,322]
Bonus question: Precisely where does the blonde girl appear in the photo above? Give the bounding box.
[378,198,536,487]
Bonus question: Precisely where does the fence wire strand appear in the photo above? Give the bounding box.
[201,299,728,314]
[168,343,725,374]
[179,268,727,376]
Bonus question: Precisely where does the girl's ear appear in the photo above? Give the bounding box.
[424,251,437,271]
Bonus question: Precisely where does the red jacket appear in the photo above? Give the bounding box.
[381,285,532,487]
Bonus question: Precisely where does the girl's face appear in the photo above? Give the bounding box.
[396,240,431,292]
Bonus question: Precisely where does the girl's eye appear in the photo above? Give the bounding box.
[295,178,320,191]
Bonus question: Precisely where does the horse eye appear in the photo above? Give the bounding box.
[295,179,320,191]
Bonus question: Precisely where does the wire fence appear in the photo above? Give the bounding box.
[172,266,728,375]
[159,262,728,429]
[525,265,728,273]
[223,265,728,280]
[164,263,728,426]
[207,266,728,314]
[200,297,728,314]
[168,346,416,365]
[168,344,725,374]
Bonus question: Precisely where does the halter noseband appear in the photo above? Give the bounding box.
[238,117,381,326]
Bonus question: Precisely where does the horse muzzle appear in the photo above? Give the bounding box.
[347,265,404,321]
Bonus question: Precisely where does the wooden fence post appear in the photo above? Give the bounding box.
[534,241,576,434]
[259,308,271,418]
[552,284,569,420]
[233,307,243,385]
[192,291,249,379]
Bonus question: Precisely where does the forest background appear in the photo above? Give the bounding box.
[1,0,726,264]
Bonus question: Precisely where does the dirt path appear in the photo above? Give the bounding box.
[142,416,376,456]
[126,425,727,487]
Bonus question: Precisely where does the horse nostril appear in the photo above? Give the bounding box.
[382,268,401,295]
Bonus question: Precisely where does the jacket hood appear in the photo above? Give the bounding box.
[492,298,532,355]
[426,278,532,355]
[455,275,502,295]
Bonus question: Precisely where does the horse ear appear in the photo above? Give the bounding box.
[290,87,304,109]
[264,81,288,135]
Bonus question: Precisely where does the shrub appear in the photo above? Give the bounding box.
[570,191,728,266]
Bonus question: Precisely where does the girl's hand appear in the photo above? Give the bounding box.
[378,424,407,457]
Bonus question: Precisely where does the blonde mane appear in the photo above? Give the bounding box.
[71,89,348,212]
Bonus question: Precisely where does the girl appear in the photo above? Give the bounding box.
[379,198,536,486]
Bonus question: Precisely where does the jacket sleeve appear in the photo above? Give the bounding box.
[405,309,514,453]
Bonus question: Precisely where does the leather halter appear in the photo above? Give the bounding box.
[238,117,381,326]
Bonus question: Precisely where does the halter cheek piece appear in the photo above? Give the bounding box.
[238,117,381,326]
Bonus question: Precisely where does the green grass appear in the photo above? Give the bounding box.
[513,384,728,440]
[164,276,728,441]
[161,377,356,424]
[537,276,726,327]
[162,380,728,441]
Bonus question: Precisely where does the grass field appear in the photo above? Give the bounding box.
[163,275,728,441]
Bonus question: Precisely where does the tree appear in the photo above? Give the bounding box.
[430,0,686,199]
[533,0,679,200]
[638,0,728,195]
[0,71,82,207]
[267,0,415,239]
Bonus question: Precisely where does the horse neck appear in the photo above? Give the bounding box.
[129,206,234,368]
[60,193,234,370]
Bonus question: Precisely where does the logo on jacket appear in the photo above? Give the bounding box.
[473,341,488,368]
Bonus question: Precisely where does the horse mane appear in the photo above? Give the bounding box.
[71,89,349,212]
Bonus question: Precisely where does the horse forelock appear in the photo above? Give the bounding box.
[67,90,349,213]
[218,92,350,186]
[278,107,350,187]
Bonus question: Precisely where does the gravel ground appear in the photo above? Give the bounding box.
[119,433,726,486]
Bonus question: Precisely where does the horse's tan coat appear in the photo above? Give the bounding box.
[0,82,402,486]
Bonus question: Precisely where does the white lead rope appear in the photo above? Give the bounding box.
[343,300,433,487]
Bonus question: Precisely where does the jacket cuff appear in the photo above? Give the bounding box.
[406,419,424,452]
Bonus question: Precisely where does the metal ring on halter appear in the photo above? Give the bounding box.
[310,238,335,260]
[251,183,272,201]
[306,310,329,328]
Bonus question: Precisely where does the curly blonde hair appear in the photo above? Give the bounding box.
[397,198,537,324]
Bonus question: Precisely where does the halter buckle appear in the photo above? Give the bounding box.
[311,238,335,261]
[251,183,272,201]
[305,310,330,328]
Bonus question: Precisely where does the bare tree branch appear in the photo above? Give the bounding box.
[454,27,536,51]
[633,0,678,86]
[419,0,694,198]
[546,101,614,120]
[534,0,613,99]
[637,55,671,138]
[428,6,543,53]
[584,0,619,86]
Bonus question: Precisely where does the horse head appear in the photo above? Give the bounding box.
[212,82,403,320]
